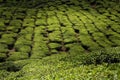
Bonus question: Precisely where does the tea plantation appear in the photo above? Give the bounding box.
[0,0,120,79]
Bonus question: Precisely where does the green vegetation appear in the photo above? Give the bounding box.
[7,52,28,61]
[0,43,8,53]
[0,0,120,79]
[0,53,6,62]
[23,19,35,27]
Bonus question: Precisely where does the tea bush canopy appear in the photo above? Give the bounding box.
[0,0,120,79]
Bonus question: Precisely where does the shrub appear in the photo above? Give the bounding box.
[64,37,76,43]
[23,19,35,27]
[47,16,59,25]
[31,51,47,59]
[95,22,108,32]
[85,23,98,33]
[82,47,120,65]
[6,26,19,32]
[96,40,111,48]
[34,35,45,42]
[92,32,113,47]
[0,70,9,80]
[60,46,120,65]
[111,24,120,33]
[80,35,105,50]
[35,19,47,26]
[0,21,5,27]
[65,43,85,54]
[79,16,88,24]
[31,41,50,58]
[110,15,118,21]
[0,37,15,45]
[0,21,5,30]
[0,61,25,72]
[24,34,32,41]
[49,43,61,49]
[37,12,42,18]
[51,49,58,54]
[79,28,88,35]
[15,37,32,47]
[109,36,120,46]
[46,11,55,16]
[0,44,8,53]
[2,11,12,19]
[67,14,80,24]
[7,52,28,61]
[16,45,31,53]
[13,13,25,20]
[57,14,72,26]
[2,33,17,38]
[9,20,22,28]
[62,27,76,42]
[19,27,33,35]
[57,5,66,11]
[31,48,49,59]
[34,26,44,34]
[0,53,6,62]
[26,9,36,16]
[47,25,59,31]
[49,31,62,41]
[25,27,34,33]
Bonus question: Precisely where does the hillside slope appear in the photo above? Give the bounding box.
[0,0,120,79]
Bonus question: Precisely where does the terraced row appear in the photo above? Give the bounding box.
[0,4,120,61]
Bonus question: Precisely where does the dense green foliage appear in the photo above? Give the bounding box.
[0,49,120,79]
[0,0,120,79]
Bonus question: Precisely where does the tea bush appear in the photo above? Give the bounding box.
[0,43,8,53]
[0,53,6,62]
[7,52,28,61]
[0,0,120,79]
